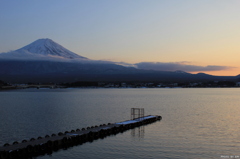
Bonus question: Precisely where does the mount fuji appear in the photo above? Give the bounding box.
[0,38,141,83]
[16,38,87,59]
[0,39,237,83]
[0,38,87,60]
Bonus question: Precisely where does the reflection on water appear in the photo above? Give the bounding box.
[131,126,145,139]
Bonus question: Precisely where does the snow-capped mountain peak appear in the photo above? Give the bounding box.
[15,38,87,59]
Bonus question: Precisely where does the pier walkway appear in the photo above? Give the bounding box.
[0,115,162,159]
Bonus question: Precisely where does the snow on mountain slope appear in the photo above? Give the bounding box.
[17,38,87,59]
[0,38,87,60]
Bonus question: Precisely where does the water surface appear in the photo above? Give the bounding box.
[0,88,239,159]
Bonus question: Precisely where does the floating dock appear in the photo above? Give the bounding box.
[0,115,162,159]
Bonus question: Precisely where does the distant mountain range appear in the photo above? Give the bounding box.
[0,39,239,83]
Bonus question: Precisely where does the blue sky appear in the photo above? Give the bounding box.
[1,0,240,75]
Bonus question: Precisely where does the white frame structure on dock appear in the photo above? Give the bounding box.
[131,108,144,121]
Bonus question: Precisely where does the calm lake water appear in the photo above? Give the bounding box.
[0,88,240,159]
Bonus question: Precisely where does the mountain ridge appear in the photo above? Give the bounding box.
[0,39,239,83]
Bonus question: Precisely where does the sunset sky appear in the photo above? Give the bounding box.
[0,0,240,76]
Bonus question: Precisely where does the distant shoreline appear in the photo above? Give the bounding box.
[1,85,240,91]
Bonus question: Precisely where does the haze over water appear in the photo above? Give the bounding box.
[0,88,239,158]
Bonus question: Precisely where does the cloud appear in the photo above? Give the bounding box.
[114,62,137,68]
[0,51,235,73]
[135,62,235,72]
[0,50,68,61]
[0,50,127,67]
